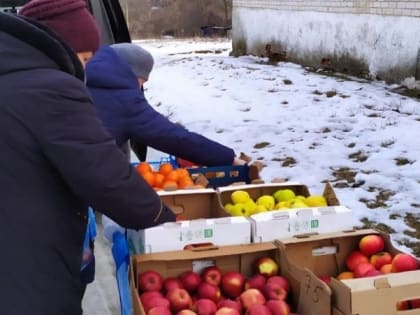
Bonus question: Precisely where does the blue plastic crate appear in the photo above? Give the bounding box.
[187,164,250,188]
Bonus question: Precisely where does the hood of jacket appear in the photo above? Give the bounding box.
[85,45,139,90]
[0,12,84,81]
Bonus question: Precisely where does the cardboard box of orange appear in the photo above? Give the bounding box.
[130,242,331,315]
[127,188,251,254]
[216,182,353,241]
[276,229,420,315]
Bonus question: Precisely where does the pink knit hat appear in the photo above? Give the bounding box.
[20,0,100,53]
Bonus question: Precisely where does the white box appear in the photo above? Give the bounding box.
[250,205,355,242]
[128,216,251,254]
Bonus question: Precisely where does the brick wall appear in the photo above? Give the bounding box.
[233,0,420,17]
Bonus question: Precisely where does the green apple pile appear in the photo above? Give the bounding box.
[224,189,328,217]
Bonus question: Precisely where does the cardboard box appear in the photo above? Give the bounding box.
[250,205,356,242]
[128,216,251,254]
[217,182,344,241]
[130,242,331,315]
[127,189,251,254]
[276,229,420,315]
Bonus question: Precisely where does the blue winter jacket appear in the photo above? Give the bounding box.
[85,46,235,166]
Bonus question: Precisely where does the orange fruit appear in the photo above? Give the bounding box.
[153,172,165,188]
[159,163,174,176]
[162,180,178,190]
[136,162,152,175]
[165,170,179,183]
[141,172,155,187]
[178,177,195,189]
[175,168,191,179]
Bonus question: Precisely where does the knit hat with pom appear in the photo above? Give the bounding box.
[20,0,100,53]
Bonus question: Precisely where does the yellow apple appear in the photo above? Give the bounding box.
[253,204,268,214]
[230,203,251,217]
[289,199,308,209]
[224,203,234,213]
[305,195,327,207]
[256,195,275,210]
[231,190,251,204]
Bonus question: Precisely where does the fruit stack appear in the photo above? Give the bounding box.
[217,183,339,218]
[131,243,310,315]
[136,162,202,191]
[277,229,420,315]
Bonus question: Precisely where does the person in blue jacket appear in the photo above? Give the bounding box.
[85,43,246,166]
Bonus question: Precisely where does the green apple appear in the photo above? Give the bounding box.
[305,195,327,207]
[230,203,251,217]
[231,190,251,204]
[273,189,296,202]
[256,195,275,210]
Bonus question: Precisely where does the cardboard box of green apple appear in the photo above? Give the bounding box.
[217,182,355,242]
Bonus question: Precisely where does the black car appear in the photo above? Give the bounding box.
[0,0,131,44]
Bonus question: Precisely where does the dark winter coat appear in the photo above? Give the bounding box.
[0,13,175,315]
[85,46,235,166]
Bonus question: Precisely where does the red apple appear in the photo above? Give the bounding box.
[266,276,290,293]
[370,251,393,270]
[254,257,279,277]
[197,282,221,302]
[266,300,291,315]
[379,263,393,274]
[142,297,171,313]
[217,299,242,313]
[336,271,354,280]
[221,271,245,298]
[164,277,184,293]
[148,306,172,315]
[409,298,420,309]
[138,270,163,292]
[201,266,223,287]
[239,288,266,310]
[396,300,410,310]
[391,253,419,272]
[345,251,369,271]
[248,304,272,315]
[194,298,217,315]
[215,307,240,315]
[317,275,331,286]
[363,269,383,277]
[353,262,376,278]
[261,282,287,300]
[179,271,202,293]
[166,288,193,313]
[244,274,266,291]
[178,310,198,315]
[358,234,385,256]
[140,291,164,304]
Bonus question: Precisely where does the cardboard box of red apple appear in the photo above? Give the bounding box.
[276,229,420,315]
[129,242,331,315]
[127,189,251,254]
[216,182,354,241]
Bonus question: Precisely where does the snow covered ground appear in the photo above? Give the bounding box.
[82,38,420,314]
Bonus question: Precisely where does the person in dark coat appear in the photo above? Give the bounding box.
[85,43,246,166]
[0,3,175,315]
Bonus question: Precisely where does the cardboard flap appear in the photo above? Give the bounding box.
[374,277,391,289]
[298,268,331,315]
[323,182,340,206]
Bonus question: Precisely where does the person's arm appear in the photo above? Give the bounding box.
[35,78,175,229]
[124,92,236,166]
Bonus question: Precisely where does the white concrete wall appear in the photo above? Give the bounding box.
[232,0,420,82]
